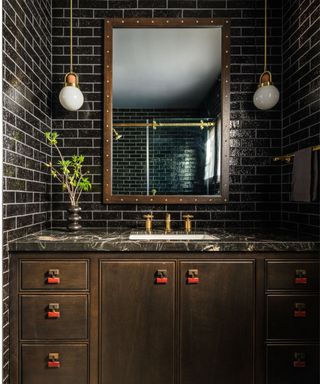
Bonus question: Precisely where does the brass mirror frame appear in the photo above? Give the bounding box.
[103,18,230,204]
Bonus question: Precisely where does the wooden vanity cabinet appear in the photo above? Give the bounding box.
[10,257,91,384]
[265,259,320,384]
[10,252,319,384]
[100,260,255,384]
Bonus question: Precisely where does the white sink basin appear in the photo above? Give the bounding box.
[129,232,219,241]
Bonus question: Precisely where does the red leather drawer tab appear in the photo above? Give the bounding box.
[47,277,60,284]
[293,361,306,368]
[156,277,168,284]
[48,361,60,368]
[47,311,61,319]
[187,277,200,284]
[294,310,306,318]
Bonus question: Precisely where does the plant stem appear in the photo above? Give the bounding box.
[49,165,65,185]
[53,143,75,204]
[73,168,84,201]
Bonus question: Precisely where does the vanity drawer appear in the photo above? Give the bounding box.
[21,295,88,340]
[267,344,319,384]
[267,295,319,340]
[20,260,88,291]
[21,344,88,384]
[266,260,319,291]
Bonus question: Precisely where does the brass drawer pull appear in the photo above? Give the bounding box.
[295,269,308,285]
[155,270,168,284]
[48,353,60,368]
[293,303,306,318]
[187,269,199,284]
[293,352,306,368]
[47,303,60,319]
[47,269,60,284]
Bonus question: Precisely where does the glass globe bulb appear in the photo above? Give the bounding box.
[59,85,84,111]
[253,84,280,110]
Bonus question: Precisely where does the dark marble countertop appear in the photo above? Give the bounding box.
[9,228,320,253]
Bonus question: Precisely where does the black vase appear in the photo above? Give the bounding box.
[67,205,82,231]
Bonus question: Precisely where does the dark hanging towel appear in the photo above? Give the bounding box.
[292,148,312,201]
[311,150,319,201]
[291,147,319,202]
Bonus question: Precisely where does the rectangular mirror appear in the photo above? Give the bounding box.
[104,18,230,204]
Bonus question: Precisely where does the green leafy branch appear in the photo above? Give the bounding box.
[44,132,92,206]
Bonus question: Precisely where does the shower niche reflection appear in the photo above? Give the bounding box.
[112,117,221,196]
[104,18,230,204]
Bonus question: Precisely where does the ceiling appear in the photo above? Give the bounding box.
[112,28,222,109]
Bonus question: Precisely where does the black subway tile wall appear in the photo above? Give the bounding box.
[281,0,320,235]
[51,0,283,230]
[2,1,320,382]
[2,0,52,381]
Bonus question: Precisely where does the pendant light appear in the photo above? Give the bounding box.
[253,0,279,110]
[59,0,84,111]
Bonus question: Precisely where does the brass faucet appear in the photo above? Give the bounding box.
[183,215,193,234]
[165,213,171,233]
[144,214,153,234]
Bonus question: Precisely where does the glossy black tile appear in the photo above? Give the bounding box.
[281,0,320,236]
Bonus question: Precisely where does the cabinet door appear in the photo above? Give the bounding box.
[100,261,175,384]
[180,261,255,384]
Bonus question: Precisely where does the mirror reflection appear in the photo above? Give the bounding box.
[112,26,223,197]
[113,117,221,195]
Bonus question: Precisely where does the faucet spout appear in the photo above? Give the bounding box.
[183,215,193,234]
[144,214,153,234]
[165,213,171,234]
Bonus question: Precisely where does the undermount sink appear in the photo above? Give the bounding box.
[129,232,220,241]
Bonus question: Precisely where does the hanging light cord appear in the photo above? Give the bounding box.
[264,0,267,72]
[70,0,73,73]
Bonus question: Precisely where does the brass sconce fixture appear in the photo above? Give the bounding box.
[59,0,84,111]
[253,0,280,110]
